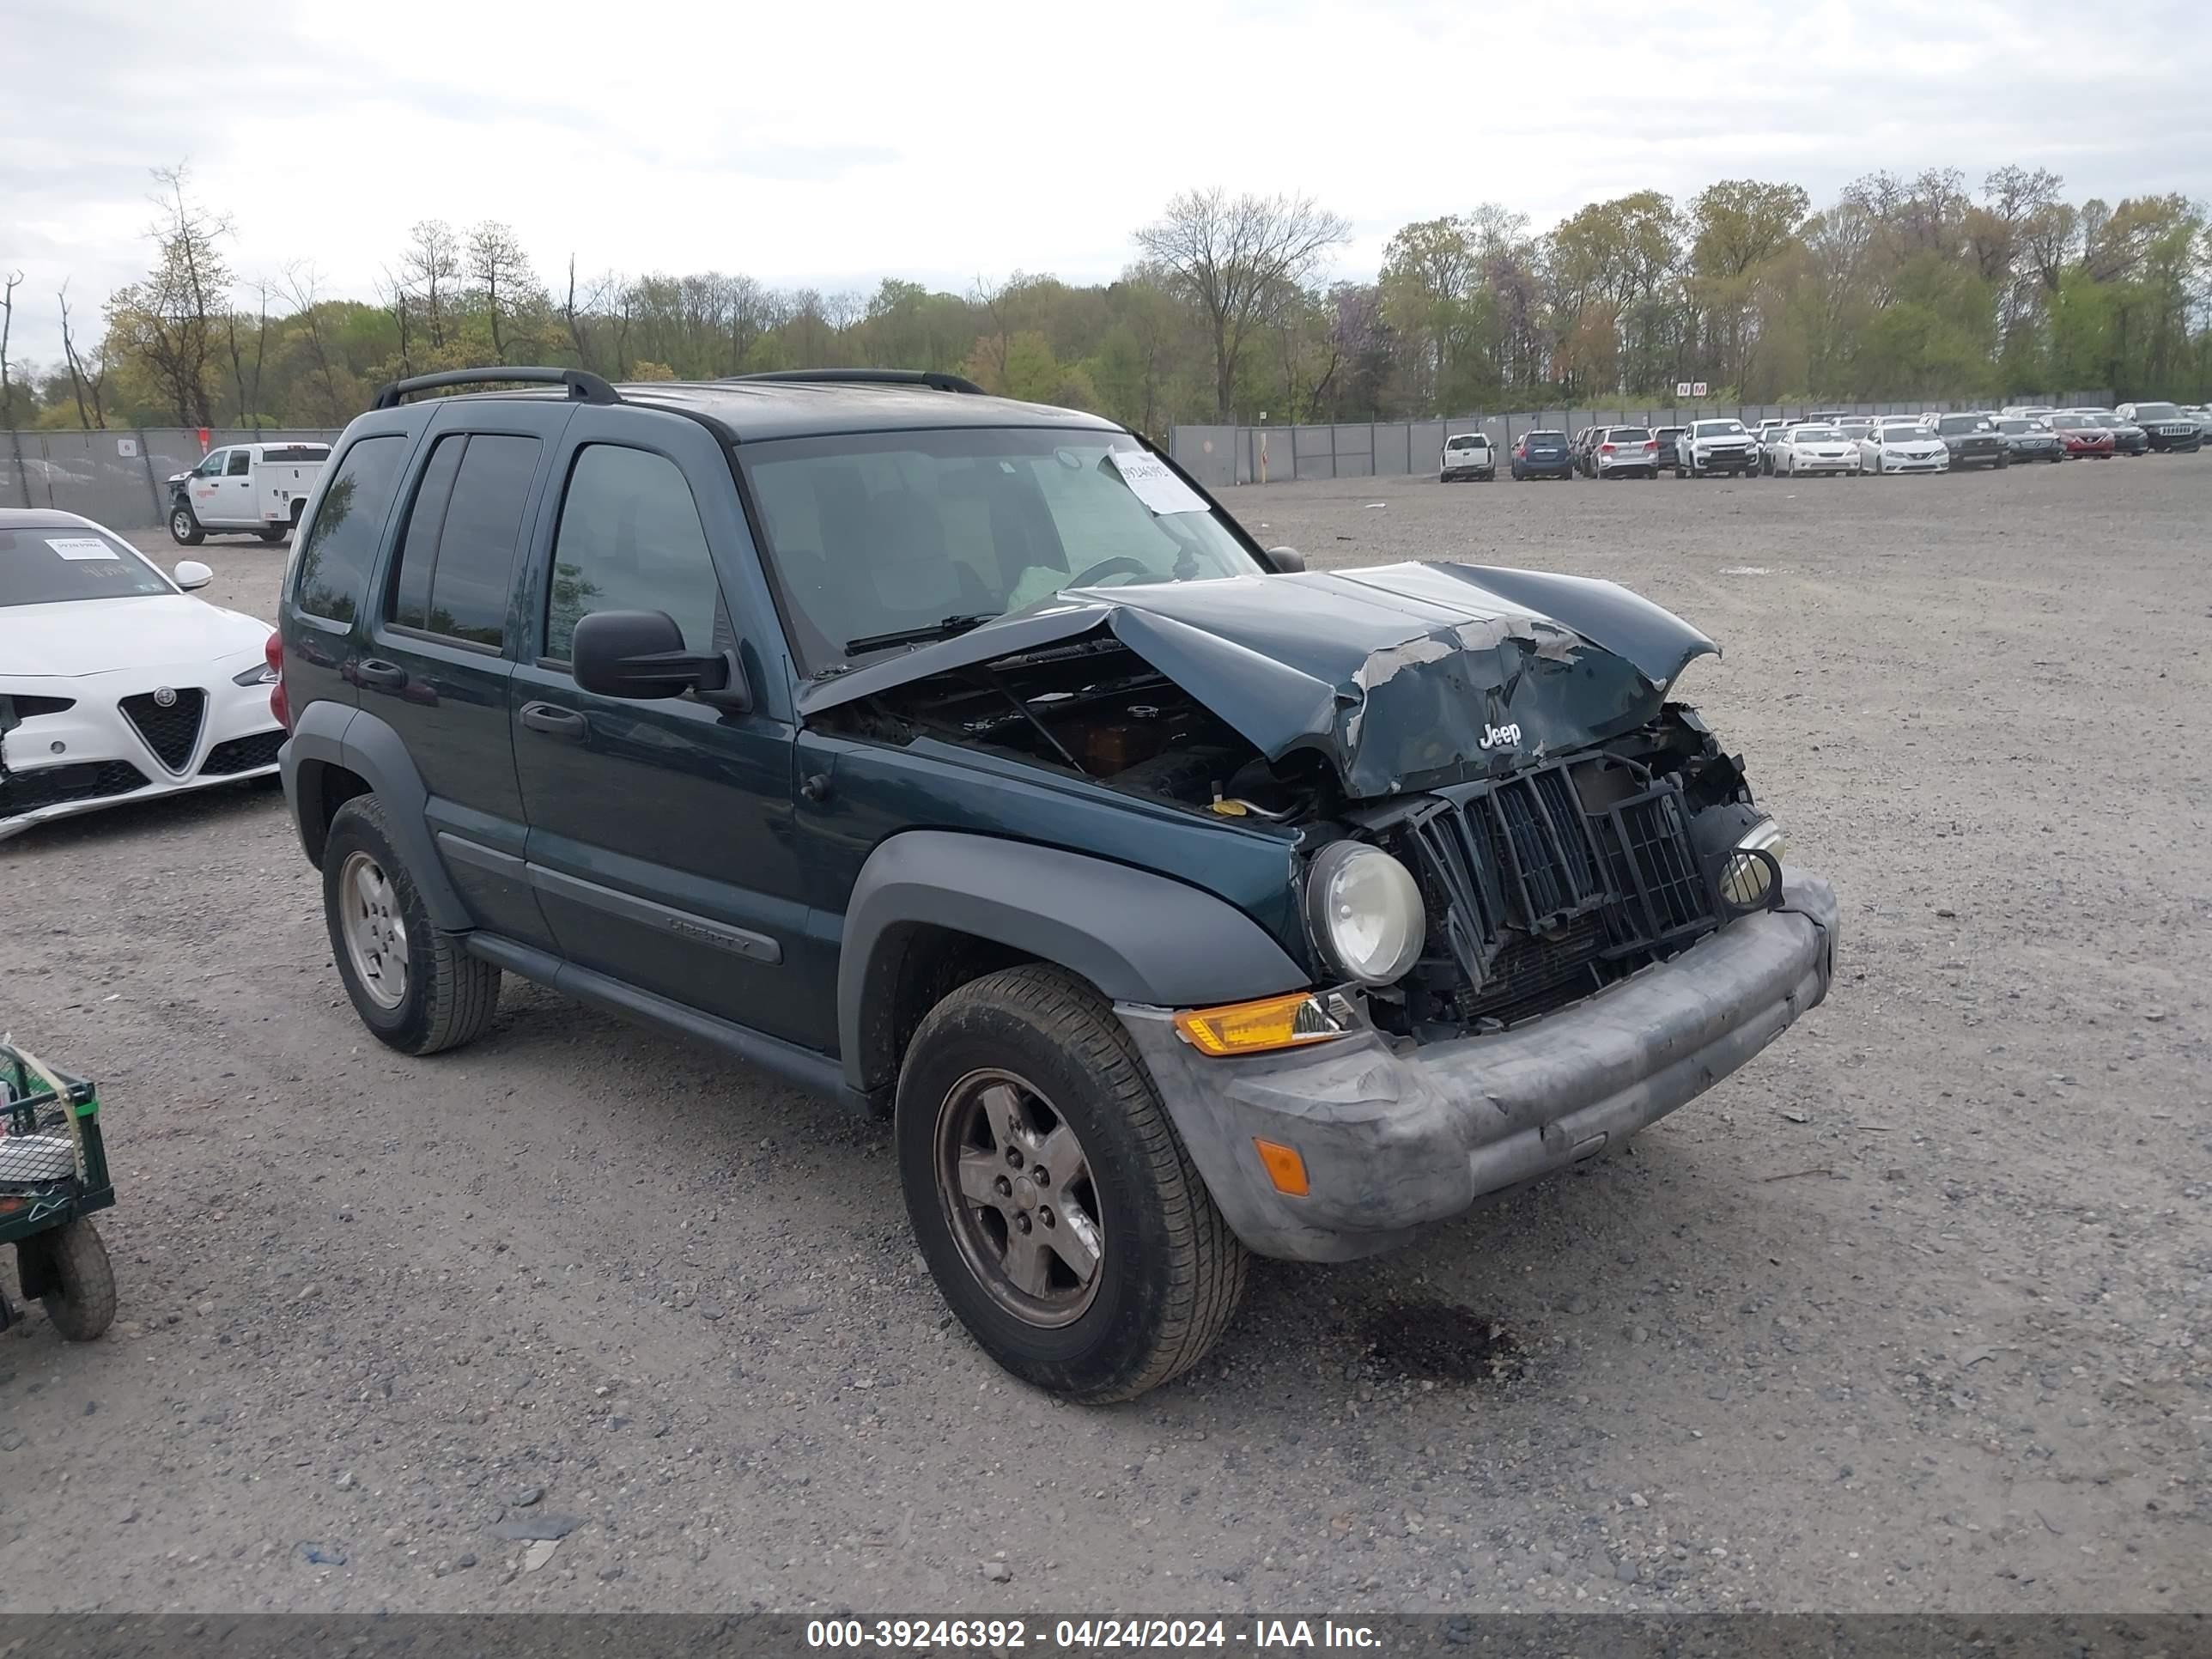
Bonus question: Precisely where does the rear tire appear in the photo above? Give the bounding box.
[321,794,501,1056]
[21,1219,116,1341]
[897,963,1248,1402]
[168,505,204,546]
[258,526,286,543]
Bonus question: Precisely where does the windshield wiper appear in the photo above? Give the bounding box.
[844,613,1000,656]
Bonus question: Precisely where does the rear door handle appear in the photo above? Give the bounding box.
[356,659,407,691]
[520,702,587,740]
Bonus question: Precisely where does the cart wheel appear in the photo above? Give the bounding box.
[24,1219,117,1341]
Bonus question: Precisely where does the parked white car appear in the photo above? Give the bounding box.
[1674,417,1760,477]
[2,509,284,842]
[1770,424,1859,477]
[167,441,330,546]
[1437,432,1495,482]
[1857,422,1951,475]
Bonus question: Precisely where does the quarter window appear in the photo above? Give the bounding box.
[295,434,409,625]
[544,445,722,664]
[386,434,538,649]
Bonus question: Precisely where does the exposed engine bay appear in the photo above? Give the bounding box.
[811,632,1779,1042]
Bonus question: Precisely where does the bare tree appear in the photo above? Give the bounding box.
[570,252,597,374]
[1,267,19,424]
[284,264,346,422]
[103,165,234,424]
[466,222,536,364]
[402,220,460,353]
[58,277,109,429]
[222,281,273,429]
[374,265,413,380]
[1135,189,1350,419]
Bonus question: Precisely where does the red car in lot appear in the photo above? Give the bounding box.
[2051,419,2115,459]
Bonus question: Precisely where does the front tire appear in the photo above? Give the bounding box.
[168,505,204,546]
[321,795,501,1055]
[897,964,1248,1402]
[258,526,287,543]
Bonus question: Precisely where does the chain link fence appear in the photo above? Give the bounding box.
[3,428,345,532]
[1171,394,2113,487]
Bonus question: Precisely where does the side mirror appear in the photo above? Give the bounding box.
[572,609,750,710]
[1264,545,1306,574]
[173,560,213,590]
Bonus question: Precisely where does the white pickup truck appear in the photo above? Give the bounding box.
[167,441,331,545]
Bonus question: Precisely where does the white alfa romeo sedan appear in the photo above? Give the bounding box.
[2,509,284,842]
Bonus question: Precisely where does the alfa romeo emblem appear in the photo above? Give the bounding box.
[153,686,178,708]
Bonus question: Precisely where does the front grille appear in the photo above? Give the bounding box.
[200,729,285,776]
[1591,787,1713,942]
[1,759,148,817]
[119,689,207,773]
[1397,763,1722,1028]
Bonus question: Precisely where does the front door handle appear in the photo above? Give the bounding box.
[356,659,407,692]
[520,702,587,740]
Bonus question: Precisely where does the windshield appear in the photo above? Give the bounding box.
[1,525,174,608]
[1692,422,1746,437]
[1994,419,2029,433]
[736,428,1265,671]
[2130,404,2179,421]
[1936,416,1988,434]
[1792,428,1843,443]
[1878,425,1928,441]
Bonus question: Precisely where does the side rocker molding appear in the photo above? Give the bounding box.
[837,830,1310,1094]
[281,702,472,932]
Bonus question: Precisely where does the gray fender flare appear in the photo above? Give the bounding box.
[837,830,1310,1095]
[283,702,471,932]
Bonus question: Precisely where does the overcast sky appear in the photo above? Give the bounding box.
[4,0,2209,365]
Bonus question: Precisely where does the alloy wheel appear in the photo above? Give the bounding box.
[337,850,410,1010]
[933,1067,1105,1328]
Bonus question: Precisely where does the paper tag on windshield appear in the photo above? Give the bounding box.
[1107,450,1209,517]
[46,537,118,561]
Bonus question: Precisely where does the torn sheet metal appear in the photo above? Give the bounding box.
[799,562,1720,799]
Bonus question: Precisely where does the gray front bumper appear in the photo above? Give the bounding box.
[1122,871,1838,1262]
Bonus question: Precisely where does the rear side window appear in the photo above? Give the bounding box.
[545,445,722,663]
[436,438,540,647]
[295,434,409,624]
[226,450,251,477]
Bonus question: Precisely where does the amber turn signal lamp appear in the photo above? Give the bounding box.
[1171,993,1346,1057]
[1253,1139,1310,1196]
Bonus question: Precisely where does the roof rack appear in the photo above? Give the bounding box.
[728,368,987,396]
[371,367,621,411]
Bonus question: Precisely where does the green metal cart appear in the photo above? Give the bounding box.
[0,1040,118,1340]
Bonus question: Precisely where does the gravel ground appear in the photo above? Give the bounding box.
[2,459,2207,1615]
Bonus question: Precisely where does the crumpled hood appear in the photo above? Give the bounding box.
[800,562,1717,799]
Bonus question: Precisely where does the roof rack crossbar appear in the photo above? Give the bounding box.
[726,368,987,396]
[371,367,622,411]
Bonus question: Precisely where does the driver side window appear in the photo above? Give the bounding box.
[197,449,228,477]
[544,444,724,665]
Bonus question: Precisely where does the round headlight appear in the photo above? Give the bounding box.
[1304,842,1425,987]
[1720,818,1790,908]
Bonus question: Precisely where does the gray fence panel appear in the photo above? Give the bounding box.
[1329,424,1376,479]
[1292,425,1334,478]
[1170,424,1237,489]
[3,426,343,531]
